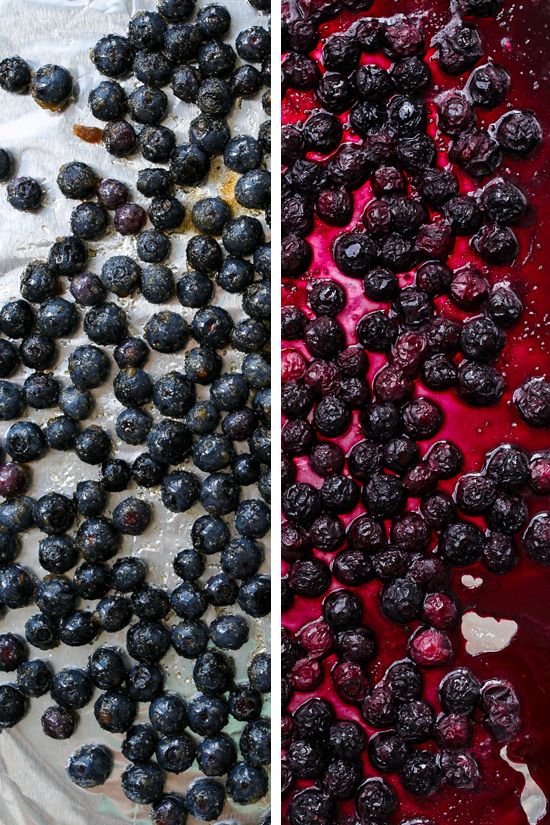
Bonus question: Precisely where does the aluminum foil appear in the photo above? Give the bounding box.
[0,0,271,822]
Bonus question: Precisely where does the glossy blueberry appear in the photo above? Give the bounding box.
[127,663,164,701]
[0,56,31,93]
[121,762,165,804]
[126,620,171,663]
[188,694,229,736]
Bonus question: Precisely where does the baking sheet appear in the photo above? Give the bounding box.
[0,0,271,822]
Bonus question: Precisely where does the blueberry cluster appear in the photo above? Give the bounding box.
[282,4,544,411]
[281,0,546,822]
[0,0,271,820]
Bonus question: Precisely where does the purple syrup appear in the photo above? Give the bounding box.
[282,1,550,824]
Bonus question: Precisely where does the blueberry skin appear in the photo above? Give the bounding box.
[0,56,31,93]
[169,581,208,619]
[235,499,270,538]
[59,610,98,646]
[6,177,43,211]
[88,647,126,690]
[84,302,128,345]
[0,340,19,377]
[75,481,107,517]
[189,114,230,156]
[193,651,234,697]
[210,373,249,410]
[221,537,263,578]
[122,724,158,763]
[92,35,134,78]
[95,595,133,632]
[138,125,176,162]
[156,733,196,773]
[89,80,127,120]
[112,496,151,535]
[38,535,78,573]
[149,692,187,735]
[0,633,27,672]
[101,255,141,297]
[185,347,222,385]
[137,230,171,264]
[151,794,188,825]
[235,169,271,209]
[243,353,270,389]
[176,271,213,307]
[173,548,205,581]
[75,426,112,464]
[46,415,78,450]
[188,695,229,736]
[70,202,109,240]
[116,408,151,445]
[240,717,271,766]
[204,572,238,606]
[197,733,237,776]
[222,216,265,256]
[0,497,35,532]
[24,613,59,650]
[209,614,249,650]
[227,761,268,804]
[192,514,229,554]
[68,344,110,389]
[186,778,226,821]
[127,663,164,701]
[47,239,88,278]
[41,705,76,739]
[170,143,210,185]
[137,167,174,198]
[128,85,168,125]
[144,311,189,353]
[171,620,209,658]
[161,471,200,513]
[224,135,263,173]
[186,400,220,435]
[111,556,147,592]
[0,381,25,420]
[141,264,175,303]
[94,690,137,732]
[193,434,234,472]
[248,653,270,693]
[67,744,113,788]
[147,419,192,464]
[128,11,167,51]
[238,575,271,617]
[191,197,231,234]
[126,620,171,663]
[58,386,94,420]
[216,257,254,293]
[200,473,240,516]
[0,527,19,565]
[0,684,27,728]
[51,667,94,710]
[243,681,268,728]
[153,371,195,417]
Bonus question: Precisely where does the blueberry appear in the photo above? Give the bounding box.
[140,264,175,303]
[103,120,137,157]
[186,778,225,821]
[113,497,151,535]
[95,595,134,631]
[224,135,263,173]
[514,377,550,427]
[170,143,210,184]
[189,113,230,155]
[127,663,164,701]
[227,762,268,804]
[128,11,167,50]
[24,372,60,409]
[205,572,238,606]
[192,306,233,349]
[467,62,510,108]
[66,743,113,788]
[101,459,132,492]
[116,408,151,445]
[0,496,35,533]
[164,24,203,63]
[137,167,174,198]
[185,400,219,435]
[84,303,128,345]
[229,684,262,722]
[0,633,27,672]
[6,176,43,211]
[31,64,73,109]
[126,620,171,663]
[75,425,112,464]
[75,516,119,563]
[171,619,209,658]
[145,310,189,353]
[89,80,127,120]
[19,333,56,370]
[210,614,249,650]
[51,667,94,709]
[114,203,147,236]
[176,271,213,307]
[138,125,176,162]
[94,689,136,733]
[401,751,442,795]
[231,64,262,97]
[0,381,24,420]
[496,109,542,156]
[121,762,165,804]
[184,347,222,386]
[25,612,59,650]
[0,684,27,728]
[151,794,188,825]
[41,705,76,739]
[0,56,31,93]
[134,51,172,86]
[188,694,229,735]
[70,272,106,307]
[88,647,126,691]
[238,574,270,617]
[38,535,78,573]
[122,724,158,763]
[171,64,202,103]
[92,35,134,77]
[75,481,107,517]
[57,161,100,200]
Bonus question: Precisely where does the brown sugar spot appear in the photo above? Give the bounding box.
[73,125,102,144]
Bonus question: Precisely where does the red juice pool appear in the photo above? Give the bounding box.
[281,1,550,824]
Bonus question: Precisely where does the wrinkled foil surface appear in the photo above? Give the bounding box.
[0,0,270,822]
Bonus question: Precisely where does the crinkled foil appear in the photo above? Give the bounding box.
[0,0,271,822]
